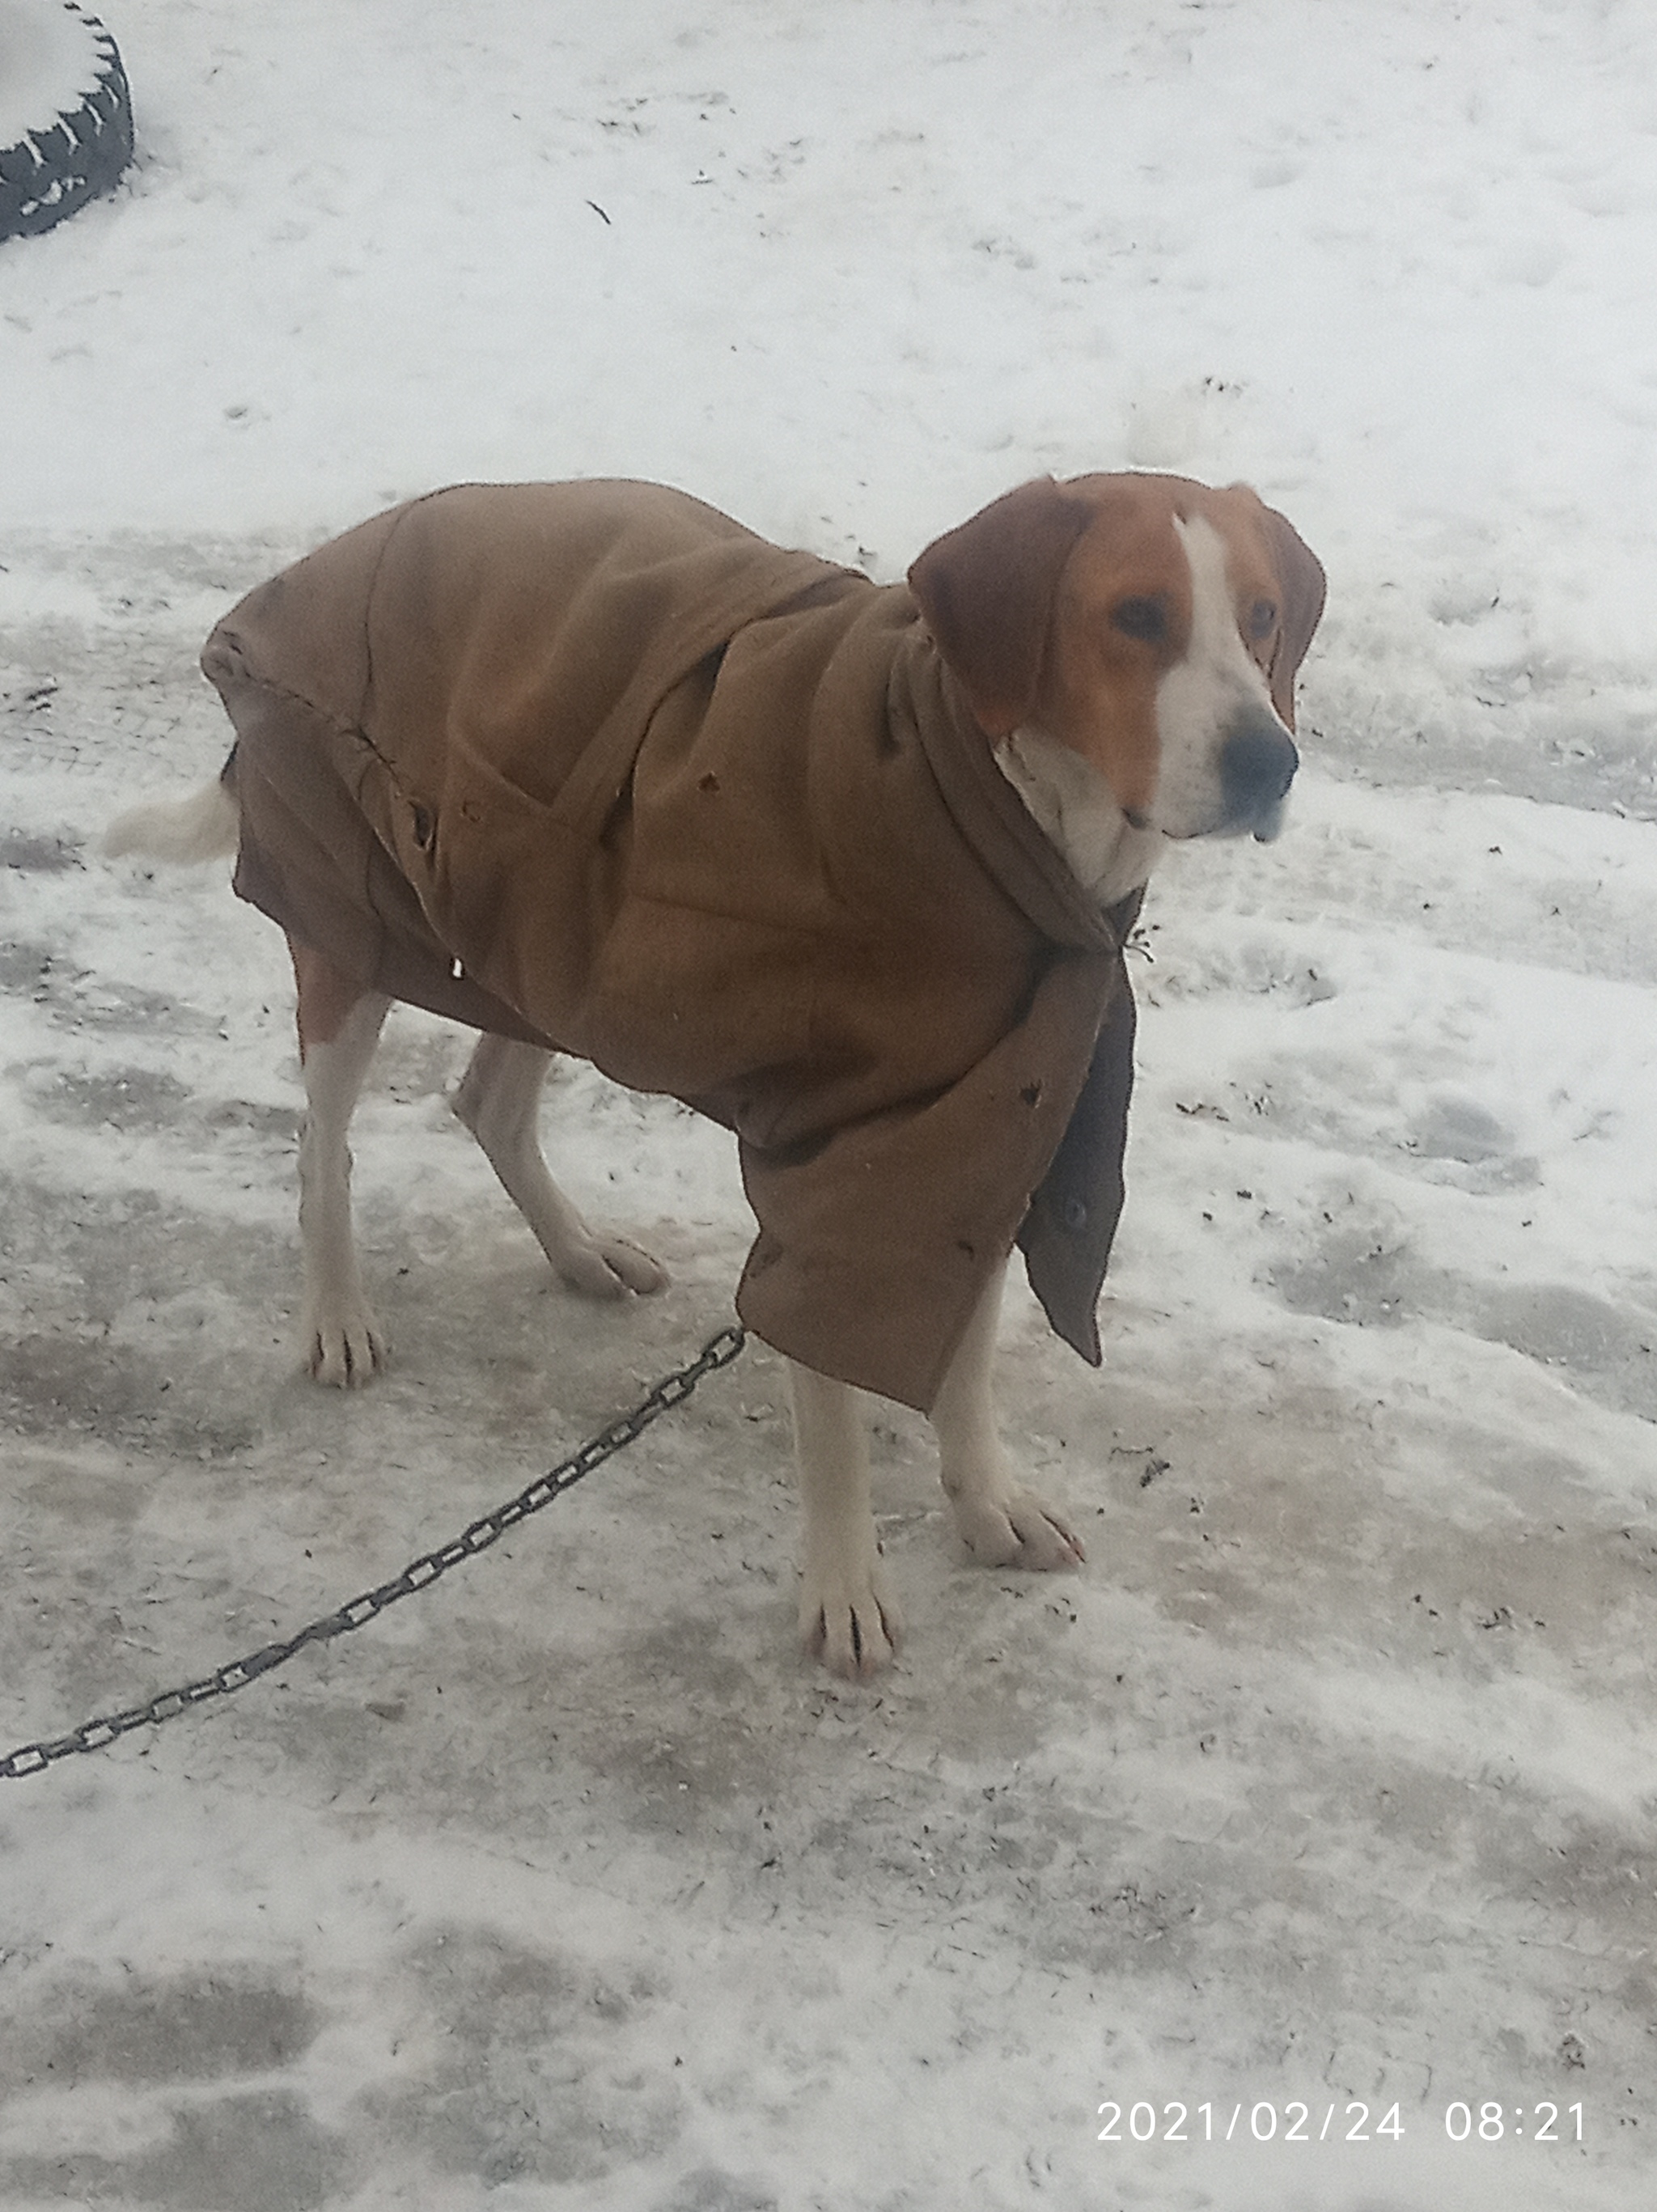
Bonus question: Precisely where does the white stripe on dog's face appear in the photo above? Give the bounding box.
[1150,512,1294,841]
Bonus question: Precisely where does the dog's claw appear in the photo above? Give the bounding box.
[953,1490,1085,1571]
[556,1235,669,1300]
[603,1237,670,1295]
[305,1313,389,1388]
[799,1559,905,1680]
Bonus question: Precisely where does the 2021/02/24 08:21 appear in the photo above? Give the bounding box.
[1095,2100,1587,2144]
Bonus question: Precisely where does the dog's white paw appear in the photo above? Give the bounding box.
[951,1489,1085,1571]
[556,1235,670,1300]
[304,1307,389,1388]
[798,1555,905,1680]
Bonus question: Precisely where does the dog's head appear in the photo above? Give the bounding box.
[908,472,1325,845]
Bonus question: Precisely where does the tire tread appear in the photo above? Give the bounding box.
[0,5,133,243]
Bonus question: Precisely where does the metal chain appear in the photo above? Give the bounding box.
[1,1323,747,1782]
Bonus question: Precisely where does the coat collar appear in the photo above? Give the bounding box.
[895,621,1134,960]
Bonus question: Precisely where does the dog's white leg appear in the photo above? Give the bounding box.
[453,1032,667,1298]
[789,1362,904,1679]
[929,1256,1085,1570]
[296,986,392,1386]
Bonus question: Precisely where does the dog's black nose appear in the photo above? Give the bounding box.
[1219,715,1299,829]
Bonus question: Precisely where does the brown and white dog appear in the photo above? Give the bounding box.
[105,472,1324,1679]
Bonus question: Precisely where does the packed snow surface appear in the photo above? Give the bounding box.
[2,3,1655,2208]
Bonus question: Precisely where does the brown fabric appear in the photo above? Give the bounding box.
[204,480,1138,1410]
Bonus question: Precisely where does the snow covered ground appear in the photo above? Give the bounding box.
[2,2,1655,2206]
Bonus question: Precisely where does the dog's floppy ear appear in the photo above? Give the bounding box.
[907,478,1093,738]
[1259,505,1326,731]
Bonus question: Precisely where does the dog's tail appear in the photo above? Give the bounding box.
[103,748,240,864]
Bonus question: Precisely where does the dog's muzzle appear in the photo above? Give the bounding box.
[1218,714,1299,842]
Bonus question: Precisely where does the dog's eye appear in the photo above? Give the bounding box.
[1112,596,1168,644]
[1248,598,1278,642]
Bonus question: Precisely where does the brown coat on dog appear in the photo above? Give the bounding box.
[203,479,1139,1410]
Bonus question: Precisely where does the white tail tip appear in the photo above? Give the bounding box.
[102,780,239,865]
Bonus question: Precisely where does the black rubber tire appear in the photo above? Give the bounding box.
[0,1,133,243]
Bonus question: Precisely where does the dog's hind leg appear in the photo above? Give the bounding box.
[928,1256,1085,1570]
[290,939,392,1385]
[453,1033,668,1298]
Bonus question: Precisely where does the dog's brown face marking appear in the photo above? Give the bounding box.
[1038,477,1204,823]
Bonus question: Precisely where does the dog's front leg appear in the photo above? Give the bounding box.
[789,1362,904,1679]
[929,1257,1085,1570]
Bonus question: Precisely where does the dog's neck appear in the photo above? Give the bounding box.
[995,727,1162,909]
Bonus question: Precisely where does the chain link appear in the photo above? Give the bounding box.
[1,1324,747,1782]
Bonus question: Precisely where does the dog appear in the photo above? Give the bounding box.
[104,472,1324,1679]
